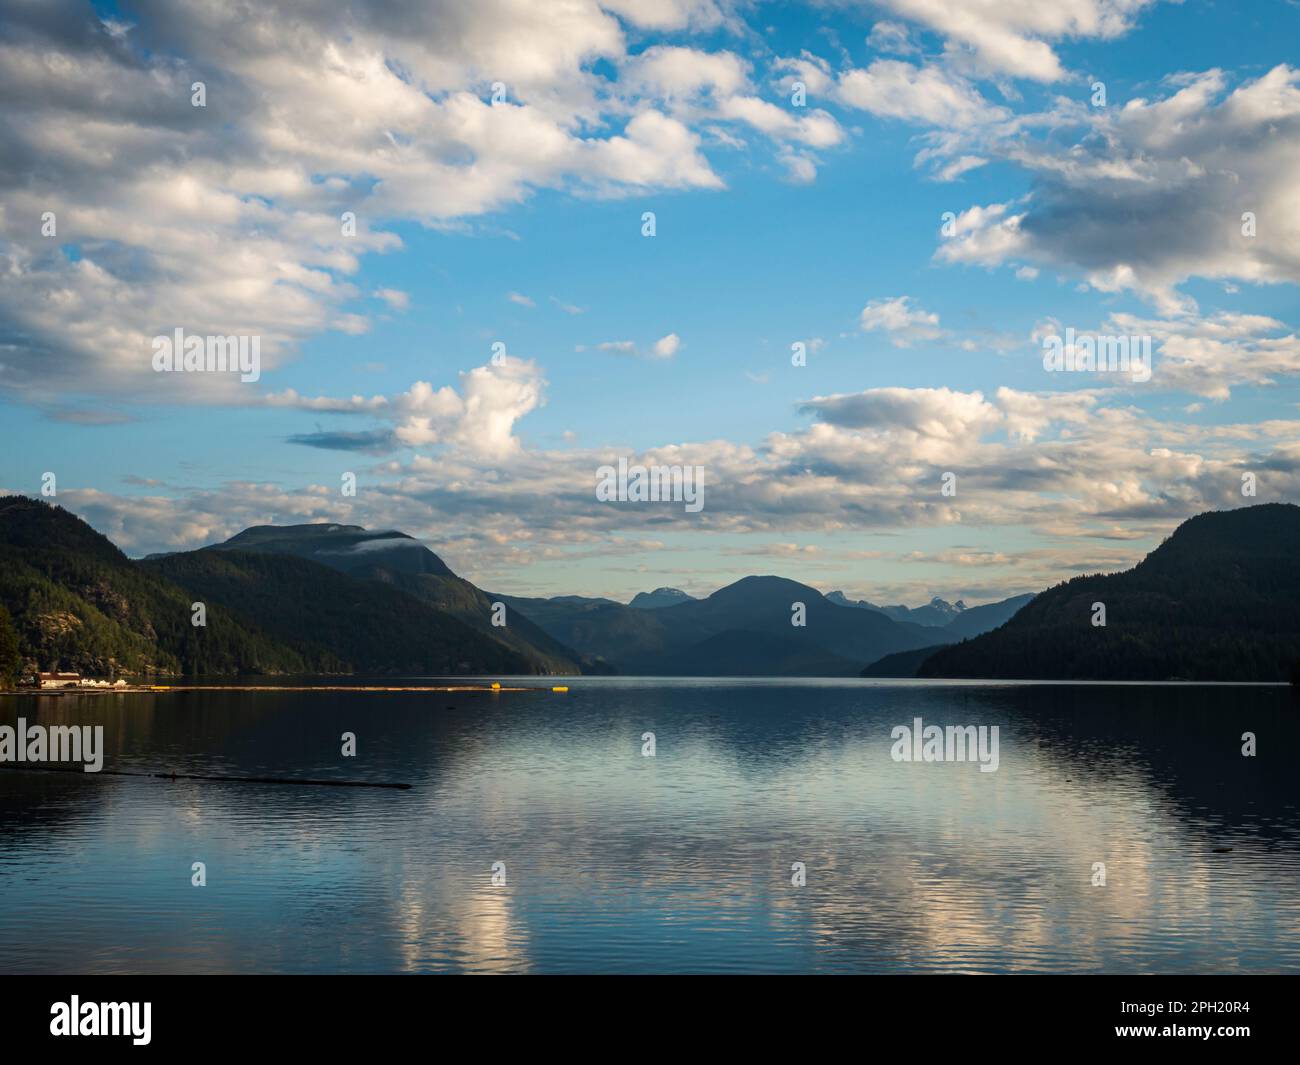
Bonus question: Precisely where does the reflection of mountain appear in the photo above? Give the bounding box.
[949,683,1300,848]
[7,682,1297,973]
[921,504,1300,681]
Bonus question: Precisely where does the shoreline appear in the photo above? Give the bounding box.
[2,683,541,695]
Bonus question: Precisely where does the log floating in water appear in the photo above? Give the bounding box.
[0,764,412,790]
[6,683,538,695]
[146,684,531,693]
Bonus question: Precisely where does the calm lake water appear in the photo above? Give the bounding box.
[1,679,1297,974]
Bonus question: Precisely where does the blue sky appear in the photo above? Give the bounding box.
[2,0,1298,603]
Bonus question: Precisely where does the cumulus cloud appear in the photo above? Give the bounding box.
[933,66,1300,312]
[859,296,946,346]
[0,0,820,401]
[374,289,411,312]
[866,21,919,56]
[1106,311,1300,400]
[653,332,682,358]
[621,45,844,151]
[865,0,1159,83]
[274,357,544,460]
[836,60,1008,127]
[38,377,1295,588]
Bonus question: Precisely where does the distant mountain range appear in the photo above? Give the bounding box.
[5,494,1294,682]
[494,576,1030,676]
[628,587,696,609]
[828,591,966,626]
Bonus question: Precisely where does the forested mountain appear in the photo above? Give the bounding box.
[919,504,1300,681]
[940,594,1037,639]
[208,524,585,673]
[9,495,1292,682]
[829,590,1034,634]
[144,548,535,675]
[0,496,328,677]
[0,498,559,677]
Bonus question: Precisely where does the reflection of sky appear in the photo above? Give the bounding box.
[1,682,1297,973]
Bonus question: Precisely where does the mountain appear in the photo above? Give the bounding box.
[919,504,1300,681]
[208,524,585,673]
[629,587,697,609]
[0,496,332,677]
[493,593,663,673]
[662,630,862,676]
[827,591,967,626]
[0,497,562,677]
[939,593,1036,640]
[143,548,535,675]
[860,645,949,678]
[500,575,944,676]
[858,593,1038,677]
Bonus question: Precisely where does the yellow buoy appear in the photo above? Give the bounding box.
[552,685,569,692]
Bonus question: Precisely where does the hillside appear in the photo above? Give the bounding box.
[144,548,535,675]
[0,496,331,677]
[919,504,1300,681]
[210,524,584,673]
[939,593,1036,640]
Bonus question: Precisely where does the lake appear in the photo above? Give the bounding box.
[1,679,1297,974]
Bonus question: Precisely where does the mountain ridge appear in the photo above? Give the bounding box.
[918,504,1300,681]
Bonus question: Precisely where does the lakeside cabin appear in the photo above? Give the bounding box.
[33,673,127,689]
[38,672,83,688]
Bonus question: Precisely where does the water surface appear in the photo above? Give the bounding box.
[1,679,1296,973]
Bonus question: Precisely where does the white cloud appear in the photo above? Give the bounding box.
[867,0,1159,83]
[653,333,682,358]
[932,66,1300,312]
[374,289,410,311]
[836,60,1008,127]
[772,53,836,97]
[867,21,920,56]
[859,296,945,346]
[621,45,750,101]
[0,1,746,400]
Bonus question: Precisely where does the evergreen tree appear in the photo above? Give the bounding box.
[0,603,21,687]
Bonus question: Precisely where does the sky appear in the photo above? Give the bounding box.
[1,0,1298,604]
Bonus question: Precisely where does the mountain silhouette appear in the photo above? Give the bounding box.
[919,503,1300,681]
